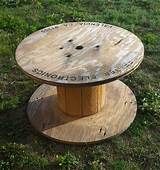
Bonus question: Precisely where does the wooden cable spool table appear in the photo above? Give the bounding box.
[16,22,144,144]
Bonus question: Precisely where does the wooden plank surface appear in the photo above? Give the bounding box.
[16,22,144,87]
[65,87,82,116]
[57,85,106,116]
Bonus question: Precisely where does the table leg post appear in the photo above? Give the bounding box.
[57,85,106,117]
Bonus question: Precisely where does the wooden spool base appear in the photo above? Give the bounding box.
[27,80,137,144]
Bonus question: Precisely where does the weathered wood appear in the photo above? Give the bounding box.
[16,22,144,144]
[16,22,144,87]
[57,85,106,116]
[27,80,137,144]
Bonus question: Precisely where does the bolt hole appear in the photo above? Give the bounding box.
[99,128,102,132]
[59,47,63,49]
[75,45,83,50]
[95,45,100,48]
[68,39,73,42]
[66,54,72,57]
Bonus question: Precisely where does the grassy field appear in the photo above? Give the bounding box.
[0,0,160,169]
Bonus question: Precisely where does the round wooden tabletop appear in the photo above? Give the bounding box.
[16,22,144,86]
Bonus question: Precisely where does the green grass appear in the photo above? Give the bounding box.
[0,0,160,169]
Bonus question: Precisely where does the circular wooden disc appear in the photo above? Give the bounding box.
[27,80,137,144]
[16,22,144,87]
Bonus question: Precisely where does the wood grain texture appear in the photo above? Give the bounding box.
[16,22,144,87]
[27,80,137,144]
[57,85,106,116]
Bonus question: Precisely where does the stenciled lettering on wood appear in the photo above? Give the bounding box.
[32,68,97,81]
[41,22,113,33]
[32,56,136,82]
